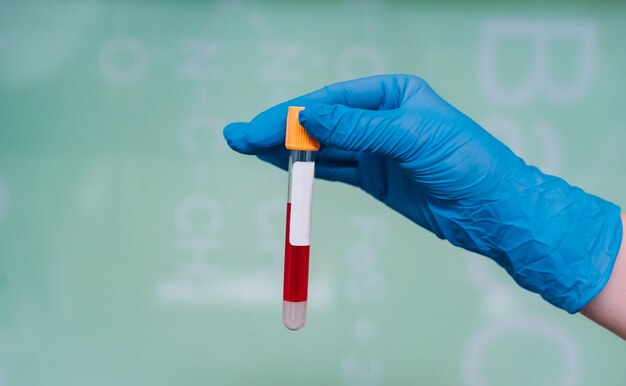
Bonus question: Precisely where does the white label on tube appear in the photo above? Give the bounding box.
[289,161,314,246]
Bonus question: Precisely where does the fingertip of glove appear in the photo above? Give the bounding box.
[223,121,240,138]
[298,104,323,123]
[223,122,251,154]
[299,104,333,135]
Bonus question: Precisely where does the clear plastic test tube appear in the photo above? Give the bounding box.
[283,106,319,331]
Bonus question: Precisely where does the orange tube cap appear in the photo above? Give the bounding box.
[285,106,320,151]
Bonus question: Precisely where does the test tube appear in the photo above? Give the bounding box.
[283,106,319,331]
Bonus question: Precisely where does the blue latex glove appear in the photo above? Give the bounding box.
[223,74,622,313]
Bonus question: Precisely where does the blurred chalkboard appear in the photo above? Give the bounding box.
[1,1,625,385]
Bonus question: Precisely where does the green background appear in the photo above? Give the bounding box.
[1,1,625,385]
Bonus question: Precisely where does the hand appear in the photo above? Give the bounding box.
[223,74,622,314]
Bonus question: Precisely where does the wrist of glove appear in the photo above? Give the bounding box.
[428,159,623,313]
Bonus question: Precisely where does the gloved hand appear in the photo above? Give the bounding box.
[223,74,622,313]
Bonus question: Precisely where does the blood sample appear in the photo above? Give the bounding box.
[283,106,319,331]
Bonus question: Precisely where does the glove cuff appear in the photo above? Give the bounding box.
[502,170,623,313]
[540,192,622,313]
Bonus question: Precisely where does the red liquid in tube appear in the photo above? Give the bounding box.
[283,203,310,302]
